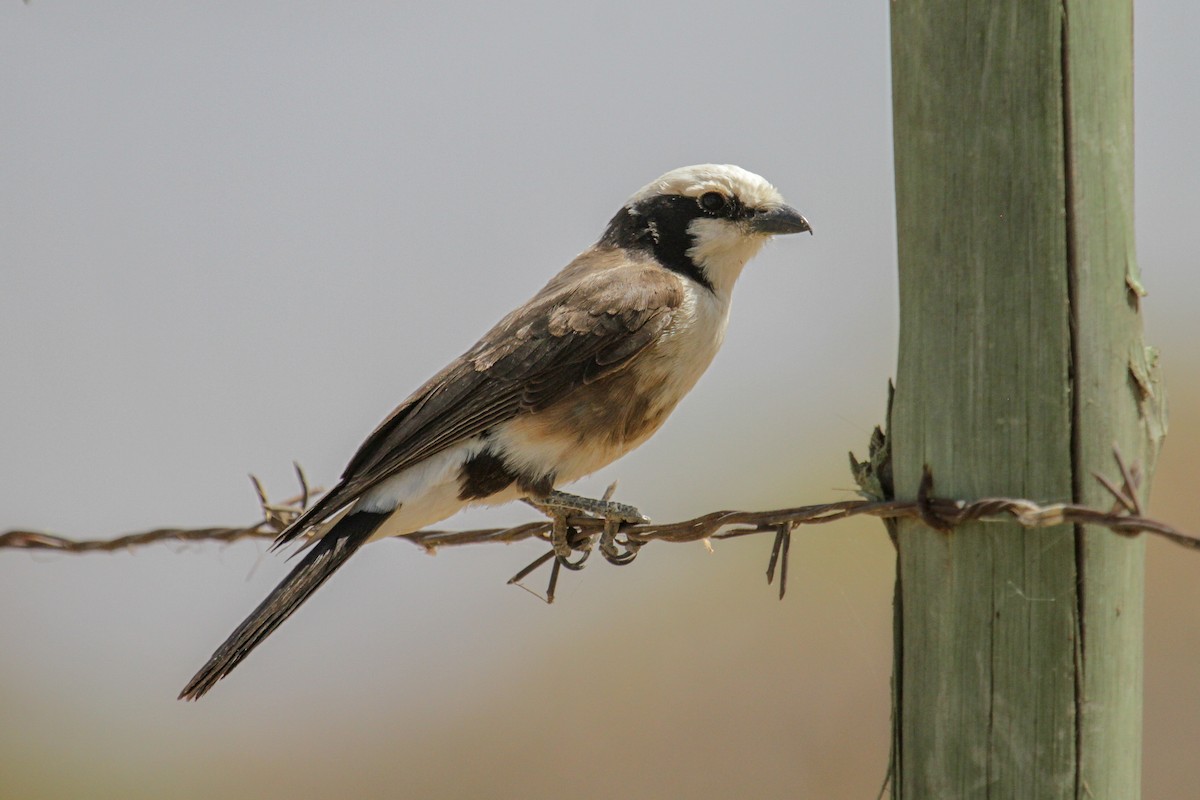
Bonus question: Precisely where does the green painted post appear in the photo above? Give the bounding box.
[887,2,1165,797]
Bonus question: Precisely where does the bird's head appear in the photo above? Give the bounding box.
[601,164,810,296]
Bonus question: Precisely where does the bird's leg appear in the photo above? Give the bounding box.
[535,489,650,526]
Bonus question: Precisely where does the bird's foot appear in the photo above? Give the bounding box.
[550,508,592,570]
[524,487,649,567]
[597,514,643,566]
[511,486,648,603]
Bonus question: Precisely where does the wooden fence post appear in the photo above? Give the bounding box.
[888,2,1166,796]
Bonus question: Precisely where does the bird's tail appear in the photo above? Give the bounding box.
[178,509,389,700]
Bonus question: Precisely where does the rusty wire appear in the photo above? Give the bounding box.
[1,449,1192,601]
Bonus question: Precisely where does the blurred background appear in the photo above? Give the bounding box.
[1,3,1195,798]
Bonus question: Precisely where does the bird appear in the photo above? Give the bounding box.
[179,164,811,700]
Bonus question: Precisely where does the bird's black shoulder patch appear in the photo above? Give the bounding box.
[457,449,555,501]
[458,450,516,500]
[600,196,715,292]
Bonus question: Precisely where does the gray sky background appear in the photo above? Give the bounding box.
[2,3,1197,798]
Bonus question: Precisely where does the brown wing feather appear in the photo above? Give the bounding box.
[275,250,683,546]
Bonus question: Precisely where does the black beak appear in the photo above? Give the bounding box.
[749,204,812,235]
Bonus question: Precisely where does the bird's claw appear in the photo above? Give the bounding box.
[598,517,642,566]
[555,523,592,571]
[546,509,592,569]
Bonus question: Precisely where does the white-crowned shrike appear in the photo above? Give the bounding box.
[180,164,810,699]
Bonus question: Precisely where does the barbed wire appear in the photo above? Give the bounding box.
[0,448,1192,602]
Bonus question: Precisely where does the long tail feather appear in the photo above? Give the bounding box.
[179,509,389,700]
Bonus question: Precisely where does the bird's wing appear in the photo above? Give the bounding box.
[275,253,684,546]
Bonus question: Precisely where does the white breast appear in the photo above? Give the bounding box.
[646,282,732,407]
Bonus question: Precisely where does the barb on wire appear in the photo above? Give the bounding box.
[0,475,320,554]
[1,448,1193,602]
[765,522,793,600]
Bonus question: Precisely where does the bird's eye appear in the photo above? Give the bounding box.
[698,191,727,213]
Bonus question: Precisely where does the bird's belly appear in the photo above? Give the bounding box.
[493,304,727,485]
[497,383,669,484]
